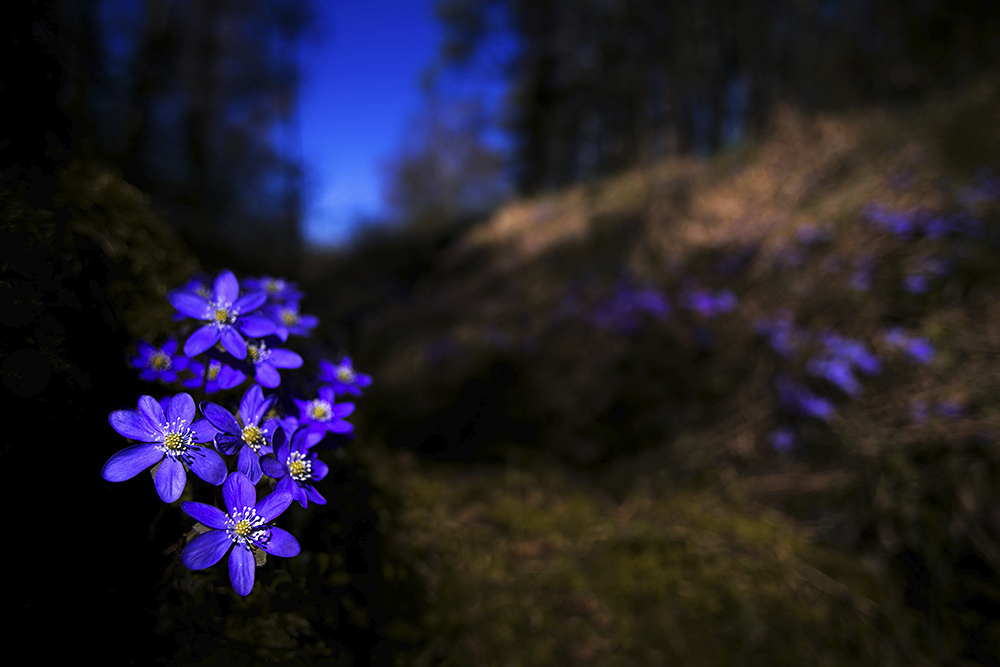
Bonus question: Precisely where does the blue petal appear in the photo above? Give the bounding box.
[229,545,256,596]
[255,363,281,388]
[223,472,256,511]
[304,485,327,506]
[261,526,300,558]
[200,402,241,435]
[239,385,265,425]
[184,325,220,357]
[166,393,196,425]
[109,410,159,442]
[138,395,165,427]
[181,529,232,569]
[169,291,211,320]
[220,326,247,359]
[180,501,229,529]
[214,270,240,304]
[238,315,276,338]
[259,454,286,479]
[332,402,355,418]
[189,418,218,443]
[216,433,242,455]
[216,363,247,390]
[188,446,228,485]
[328,419,353,434]
[234,290,267,314]
[238,446,264,484]
[268,349,303,369]
[154,457,187,503]
[311,457,329,481]
[255,490,292,522]
[318,386,335,404]
[102,444,162,481]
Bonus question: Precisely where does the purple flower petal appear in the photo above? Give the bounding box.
[185,324,221,357]
[296,314,319,329]
[229,545,256,596]
[255,490,293,522]
[261,526,300,558]
[180,501,229,529]
[214,270,240,304]
[154,457,187,503]
[239,385,265,425]
[181,529,232,569]
[268,349,303,369]
[238,445,264,484]
[101,443,162,481]
[304,485,327,506]
[332,402,355,418]
[166,393,196,425]
[223,472,256,511]
[276,473,297,499]
[169,291,211,320]
[216,433,242,455]
[138,395,166,427]
[238,315,277,338]
[356,373,372,388]
[220,326,247,359]
[109,409,159,442]
[318,386,335,404]
[327,419,353,433]
[188,446,228,485]
[255,363,281,388]
[216,363,247,390]
[201,402,241,436]
[189,418,218,443]
[234,290,267,313]
[311,458,329,481]
[260,454,286,479]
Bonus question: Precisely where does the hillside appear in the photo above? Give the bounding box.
[302,77,1000,665]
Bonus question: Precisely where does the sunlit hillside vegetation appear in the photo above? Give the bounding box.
[302,76,1000,665]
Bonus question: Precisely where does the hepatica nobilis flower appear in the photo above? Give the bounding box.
[244,338,303,388]
[201,384,277,483]
[180,472,299,596]
[103,394,226,502]
[168,270,275,359]
[183,358,246,394]
[264,302,318,341]
[294,385,354,442]
[243,275,304,304]
[131,338,189,383]
[261,426,329,508]
[318,357,372,396]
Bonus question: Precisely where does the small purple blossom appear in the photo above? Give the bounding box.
[264,302,319,341]
[294,385,355,444]
[775,373,836,422]
[168,270,276,359]
[243,338,303,388]
[755,314,806,359]
[242,275,304,303]
[201,384,277,484]
[180,472,298,596]
[103,394,225,502]
[260,427,330,508]
[884,327,935,364]
[682,288,737,318]
[318,357,372,396]
[183,358,246,393]
[131,338,189,383]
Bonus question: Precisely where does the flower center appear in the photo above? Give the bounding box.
[308,399,333,422]
[242,424,266,452]
[247,341,269,365]
[226,506,267,549]
[207,361,220,381]
[150,351,172,371]
[266,278,285,294]
[209,299,238,328]
[158,421,194,459]
[336,366,355,383]
[281,309,299,326]
[287,451,312,481]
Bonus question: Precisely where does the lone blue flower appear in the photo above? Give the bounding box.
[168,270,275,359]
[264,302,318,341]
[131,338,189,383]
[102,394,226,502]
[294,385,355,444]
[180,472,299,596]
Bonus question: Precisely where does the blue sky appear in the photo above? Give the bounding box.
[297,0,446,247]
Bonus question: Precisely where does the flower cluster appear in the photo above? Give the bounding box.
[102,269,372,596]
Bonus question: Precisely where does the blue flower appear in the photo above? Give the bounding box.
[183,358,246,393]
[775,373,836,422]
[168,270,275,359]
[131,338,189,383]
[102,394,226,502]
[201,384,278,484]
[180,472,298,596]
[243,338,303,388]
[261,426,329,508]
[263,302,319,341]
[294,385,355,444]
[242,275,304,304]
[318,357,372,396]
[884,327,935,364]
